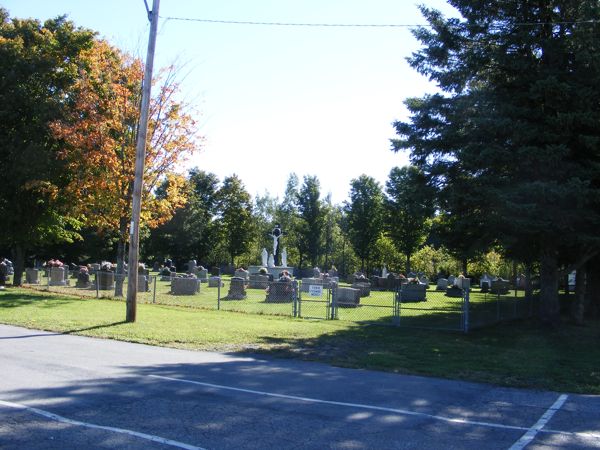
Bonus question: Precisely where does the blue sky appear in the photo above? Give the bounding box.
[3,0,458,204]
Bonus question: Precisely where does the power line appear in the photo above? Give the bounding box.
[159,16,600,29]
[159,17,426,27]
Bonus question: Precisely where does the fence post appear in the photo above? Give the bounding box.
[217,279,221,310]
[95,272,99,298]
[393,289,400,326]
[292,280,298,318]
[463,287,470,333]
[298,282,302,318]
[153,275,157,303]
[330,283,337,320]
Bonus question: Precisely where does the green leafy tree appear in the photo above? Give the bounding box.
[393,2,600,324]
[143,169,219,266]
[252,192,278,265]
[385,166,434,274]
[295,175,325,269]
[0,10,95,284]
[272,173,300,266]
[215,175,255,267]
[345,175,384,274]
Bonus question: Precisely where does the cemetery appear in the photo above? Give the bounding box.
[9,249,538,332]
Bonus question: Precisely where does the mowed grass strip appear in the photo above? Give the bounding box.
[1,287,598,394]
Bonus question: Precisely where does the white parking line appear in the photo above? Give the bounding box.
[508,394,568,450]
[149,374,531,432]
[0,399,205,450]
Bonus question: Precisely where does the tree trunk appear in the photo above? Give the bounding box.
[405,254,411,275]
[571,263,587,325]
[524,263,533,301]
[461,257,468,277]
[11,244,25,287]
[585,255,600,319]
[539,243,560,326]
[114,218,128,297]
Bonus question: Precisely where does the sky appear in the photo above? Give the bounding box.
[3,0,458,204]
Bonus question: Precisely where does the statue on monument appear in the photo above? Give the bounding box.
[270,224,285,266]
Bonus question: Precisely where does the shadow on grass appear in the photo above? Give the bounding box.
[0,291,77,309]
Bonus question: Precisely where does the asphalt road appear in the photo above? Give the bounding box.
[0,324,598,449]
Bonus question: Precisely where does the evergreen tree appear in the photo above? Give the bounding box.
[393,1,600,324]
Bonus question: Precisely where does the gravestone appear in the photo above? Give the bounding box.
[138,275,149,292]
[447,275,456,285]
[5,259,14,276]
[351,281,371,298]
[265,280,295,303]
[490,279,510,295]
[0,261,7,289]
[208,276,223,288]
[249,274,270,289]
[400,284,427,302]
[436,278,449,291]
[335,287,361,307]
[455,277,471,290]
[96,271,115,290]
[160,267,173,281]
[76,270,91,288]
[300,277,322,293]
[480,274,493,288]
[49,267,68,286]
[187,260,197,274]
[25,268,40,284]
[171,277,200,295]
[224,277,246,300]
[234,268,249,281]
[445,285,463,298]
[196,268,209,283]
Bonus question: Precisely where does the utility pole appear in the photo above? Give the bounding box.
[126,0,160,322]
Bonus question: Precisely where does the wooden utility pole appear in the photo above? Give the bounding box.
[126,0,160,322]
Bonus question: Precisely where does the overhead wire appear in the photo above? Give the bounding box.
[159,16,600,29]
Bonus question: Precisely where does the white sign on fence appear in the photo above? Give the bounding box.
[308,284,323,297]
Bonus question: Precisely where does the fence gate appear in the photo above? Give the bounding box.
[296,281,332,320]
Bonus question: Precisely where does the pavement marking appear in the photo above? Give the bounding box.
[508,394,568,450]
[149,374,532,432]
[0,399,205,450]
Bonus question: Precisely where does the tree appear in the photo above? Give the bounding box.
[51,40,199,293]
[144,169,219,266]
[393,2,600,325]
[345,175,384,274]
[215,175,255,267]
[0,11,96,285]
[295,176,325,269]
[385,166,435,274]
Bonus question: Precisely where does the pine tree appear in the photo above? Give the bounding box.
[393,1,600,325]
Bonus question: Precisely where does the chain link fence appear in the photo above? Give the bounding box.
[19,270,538,332]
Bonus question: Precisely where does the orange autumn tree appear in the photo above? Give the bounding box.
[51,40,199,293]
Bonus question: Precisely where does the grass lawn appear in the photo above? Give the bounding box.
[1,286,598,395]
